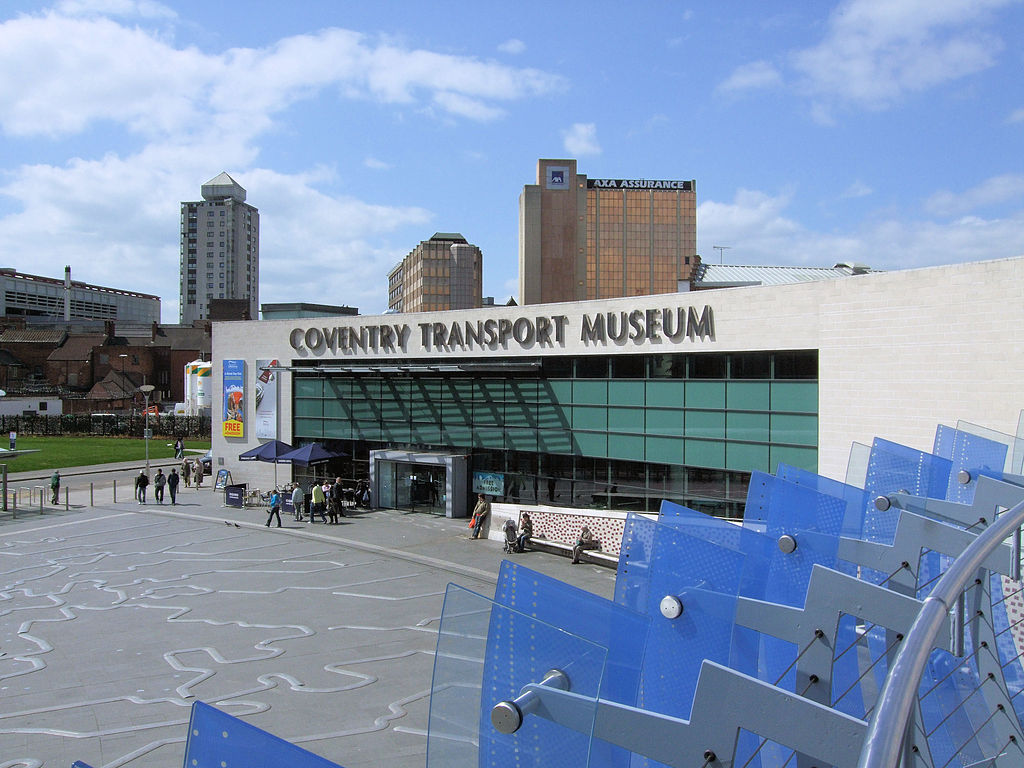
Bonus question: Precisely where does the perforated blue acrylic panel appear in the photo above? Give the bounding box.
[493,561,647,768]
[650,503,764,691]
[494,560,647,707]
[478,584,607,768]
[955,420,1023,475]
[618,516,743,722]
[426,584,492,768]
[933,424,957,460]
[776,464,870,541]
[861,438,953,545]
[942,427,1009,504]
[918,647,1005,768]
[427,583,608,768]
[182,700,345,768]
[741,472,845,607]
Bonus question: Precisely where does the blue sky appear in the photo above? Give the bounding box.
[1,0,1022,323]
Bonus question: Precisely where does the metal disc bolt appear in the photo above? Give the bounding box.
[660,594,684,619]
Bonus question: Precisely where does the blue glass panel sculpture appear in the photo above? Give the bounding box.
[183,700,344,768]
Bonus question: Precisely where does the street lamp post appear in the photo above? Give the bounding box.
[138,385,155,478]
[119,354,128,410]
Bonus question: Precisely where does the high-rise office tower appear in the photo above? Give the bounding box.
[519,158,697,305]
[387,233,482,313]
[179,173,259,324]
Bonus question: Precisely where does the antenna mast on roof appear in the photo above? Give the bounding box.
[713,245,731,264]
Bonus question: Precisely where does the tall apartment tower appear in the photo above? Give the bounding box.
[387,233,482,313]
[519,158,698,304]
[179,173,259,324]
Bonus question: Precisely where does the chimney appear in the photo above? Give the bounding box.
[64,265,71,322]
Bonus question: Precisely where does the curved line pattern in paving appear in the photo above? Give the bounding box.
[0,510,494,768]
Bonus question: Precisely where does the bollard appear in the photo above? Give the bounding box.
[113,479,117,504]
[65,485,69,511]
[90,482,94,507]
[39,488,43,514]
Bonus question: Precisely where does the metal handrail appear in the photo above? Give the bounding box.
[857,497,1024,768]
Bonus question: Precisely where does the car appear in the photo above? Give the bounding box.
[201,450,213,474]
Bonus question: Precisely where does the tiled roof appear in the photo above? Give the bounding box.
[47,334,106,361]
[0,328,67,344]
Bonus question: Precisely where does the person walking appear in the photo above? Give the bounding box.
[50,470,60,505]
[182,458,192,488]
[291,482,305,521]
[329,477,346,523]
[357,478,371,508]
[174,438,184,459]
[167,468,180,505]
[309,481,326,523]
[266,488,282,527]
[195,461,204,489]
[470,493,490,539]
[135,470,149,504]
[153,469,166,504]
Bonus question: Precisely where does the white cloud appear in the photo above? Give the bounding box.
[0,9,569,320]
[498,38,525,55]
[1008,107,1024,123]
[0,14,567,139]
[247,168,431,310]
[562,122,601,156]
[698,185,1024,271]
[0,150,432,319]
[718,61,782,93]
[55,0,176,19]
[842,180,873,199]
[432,91,506,121]
[363,157,392,170]
[924,174,1024,217]
[791,0,1014,110]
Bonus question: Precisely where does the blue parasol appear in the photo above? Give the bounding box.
[276,442,345,467]
[238,440,294,486]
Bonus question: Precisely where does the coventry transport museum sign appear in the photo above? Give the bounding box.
[288,304,714,356]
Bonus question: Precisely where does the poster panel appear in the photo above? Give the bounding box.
[222,359,245,438]
[473,471,504,496]
[255,359,279,440]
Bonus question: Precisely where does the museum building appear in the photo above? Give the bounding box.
[211,256,1024,519]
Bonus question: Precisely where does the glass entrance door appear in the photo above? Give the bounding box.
[380,461,447,515]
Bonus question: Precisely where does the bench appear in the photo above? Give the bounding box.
[518,510,622,570]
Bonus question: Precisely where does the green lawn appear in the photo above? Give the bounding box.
[0,436,212,473]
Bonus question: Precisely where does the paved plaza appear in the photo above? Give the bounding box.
[0,463,616,768]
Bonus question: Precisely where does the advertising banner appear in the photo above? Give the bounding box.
[472,471,504,497]
[222,359,245,438]
[254,359,279,440]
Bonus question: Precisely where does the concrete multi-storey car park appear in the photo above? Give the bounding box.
[212,256,1024,519]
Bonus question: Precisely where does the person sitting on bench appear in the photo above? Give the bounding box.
[571,525,601,564]
[515,512,533,553]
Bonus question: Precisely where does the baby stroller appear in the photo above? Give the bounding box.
[502,518,518,554]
